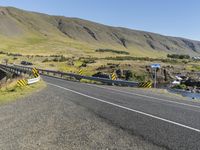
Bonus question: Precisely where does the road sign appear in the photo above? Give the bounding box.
[32,68,39,78]
[138,81,152,88]
[79,69,83,75]
[111,73,117,80]
[17,79,28,87]
[151,64,161,69]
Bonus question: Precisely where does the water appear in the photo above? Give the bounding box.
[168,88,200,100]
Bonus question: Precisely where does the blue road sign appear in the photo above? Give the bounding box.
[151,64,161,69]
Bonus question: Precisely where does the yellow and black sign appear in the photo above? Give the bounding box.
[32,67,39,78]
[79,69,83,75]
[111,73,117,80]
[138,81,152,88]
[17,79,28,87]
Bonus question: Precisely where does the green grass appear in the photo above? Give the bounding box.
[0,79,46,104]
[25,37,48,45]
[80,79,102,84]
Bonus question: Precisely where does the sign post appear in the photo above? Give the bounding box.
[150,64,161,88]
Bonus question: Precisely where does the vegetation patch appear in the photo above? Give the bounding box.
[25,37,48,45]
[105,56,178,63]
[172,84,187,90]
[0,51,22,57]
[42,55,69,63]
[80,79,102,84]
[96,49,130,55]
[77,57,96,67]
[0,79,46,104]
[167,54,190,59]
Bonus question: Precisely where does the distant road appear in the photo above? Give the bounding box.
[43,76,200,150]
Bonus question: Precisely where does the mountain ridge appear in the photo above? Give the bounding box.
[0,6,200,57]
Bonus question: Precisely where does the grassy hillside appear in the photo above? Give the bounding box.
[0,6,200,58]
[1,6,200,83]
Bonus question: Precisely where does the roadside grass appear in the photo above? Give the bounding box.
[186,64,200,71]
[1,44,200,83]
[80,79,102,84]
[130,87,186,99]
[0,79,46,104]
[0,53,188,82]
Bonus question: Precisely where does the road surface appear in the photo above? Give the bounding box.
[1,75,200,149]
[43,76,200,150]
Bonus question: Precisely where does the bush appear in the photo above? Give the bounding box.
[81,63,87,67]
[96,49,130,55]
[83,59,95,64]
[133,74,146,82]
[173,84,187,89]
[0,51,22,57]
[42,58,49,63]
[52,58,59,62]
[124,70,133,80]
[167,54,190,59]
[59,56,68,62]
[52,55,68,62]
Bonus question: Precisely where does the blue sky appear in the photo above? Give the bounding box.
[0,0,200,40]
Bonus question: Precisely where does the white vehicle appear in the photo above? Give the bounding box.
[172,80,181,85]
[175,76,183,81]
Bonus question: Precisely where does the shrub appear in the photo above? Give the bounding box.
[96,49,130,55]
[167,54,190,59]
[81,63,87,67]
[83,59,95,64]
[42,58,49,63]
[124,70,133,80]
[59,55,68,62]
[52,58,59,62]
[52,55,68,62]
[172,84,187,89]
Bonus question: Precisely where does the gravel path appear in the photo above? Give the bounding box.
[0,86,166,150]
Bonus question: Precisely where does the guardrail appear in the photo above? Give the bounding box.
[0,64,31,75]
[0,64,139,87]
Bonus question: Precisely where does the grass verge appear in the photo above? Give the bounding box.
[132,87,186,99]
[0,79,46,104]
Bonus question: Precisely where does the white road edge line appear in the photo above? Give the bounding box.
[47,82,200,133]
[88,84,200,109]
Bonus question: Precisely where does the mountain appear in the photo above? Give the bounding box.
[0,6,200,57]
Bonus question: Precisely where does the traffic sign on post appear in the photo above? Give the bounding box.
[150,64,161,88]
[32,68,39,78]
[79,69,83,75]
[151,64,161,69]
[111,72,117,80]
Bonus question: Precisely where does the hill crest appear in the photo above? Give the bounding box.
[0,6,200,56]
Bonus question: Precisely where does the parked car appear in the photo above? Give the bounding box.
[21,61,33,65]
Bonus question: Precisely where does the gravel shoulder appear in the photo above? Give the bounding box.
[0,85,166,150]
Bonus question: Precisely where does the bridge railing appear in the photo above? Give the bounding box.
[0,64,138,87]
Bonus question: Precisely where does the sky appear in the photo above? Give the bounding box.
[0,0,200,40]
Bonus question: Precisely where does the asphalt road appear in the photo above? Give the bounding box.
[0,77,165,150]
[42,76,200,150]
